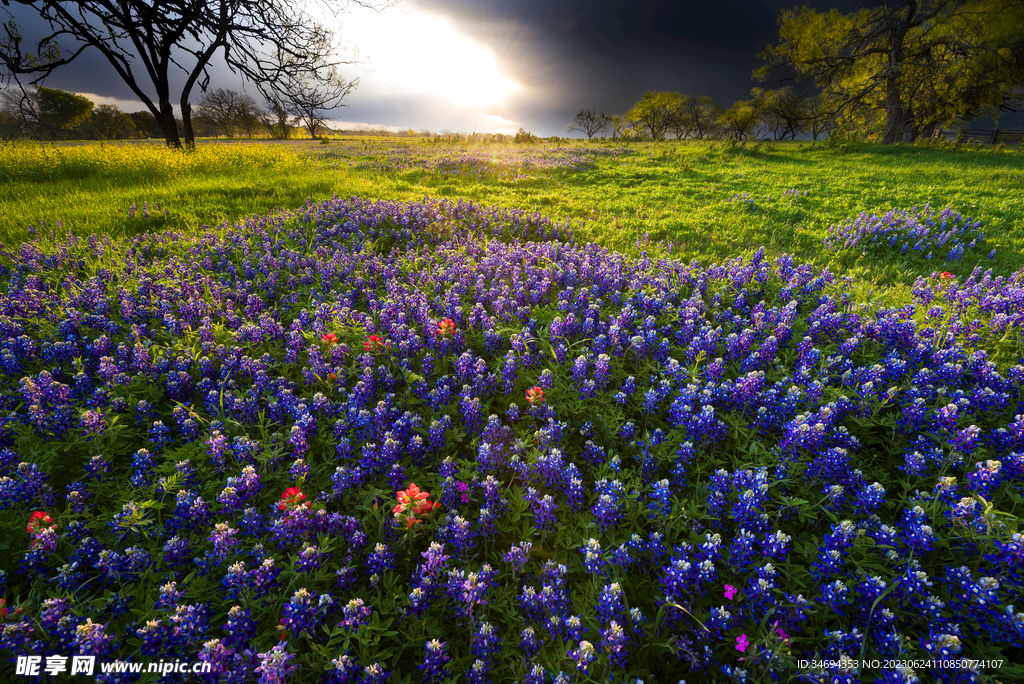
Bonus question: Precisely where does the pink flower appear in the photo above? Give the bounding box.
[724,584,737,600]
[735,634,749,653]
[773,620,790,644]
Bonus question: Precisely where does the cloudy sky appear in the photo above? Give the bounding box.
[5,0,859,136]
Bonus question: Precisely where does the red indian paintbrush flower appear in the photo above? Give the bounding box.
[412,498,439,516]
[396,482,430,507]
[364,335,387,352]
[321,332,338,345]
[526,386,545,405]
[436,318,456,336]
[27,510,54,535]
[278,487,307,511]
[393,483,439,528]
[26,511,56,549]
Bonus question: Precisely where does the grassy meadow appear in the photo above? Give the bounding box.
[2,138,1022,294]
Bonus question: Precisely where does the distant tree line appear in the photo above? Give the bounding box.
[0,86,360,141]
[568,87,835,142]
[571,0,1024,144]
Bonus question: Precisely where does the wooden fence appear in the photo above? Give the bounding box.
[932,128,1024,145]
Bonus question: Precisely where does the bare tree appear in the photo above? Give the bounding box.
[279,70,356,139]
[194,88,263,138]
[806,95,834,140]
[0,85,36,133]
[234,97,264,138]
[261,96,292,139]
[0,0,394,148]
[195,88,242,137]
[748,87,810,140]
[567,108,611,139]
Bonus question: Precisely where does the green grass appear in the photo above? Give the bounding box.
[2,138,1022,300]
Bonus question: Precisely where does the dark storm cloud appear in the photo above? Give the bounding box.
[409,0,859,133]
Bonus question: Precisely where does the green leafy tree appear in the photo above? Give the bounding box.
[78,103,139,139]
[626,91,683,140]
[719,99,762,140]
[677,94,725,139]
[608,114,628,140]
[513,127,534,143]
[126,110,162,138]
[35,85,92,131]
[750,87,810,140]
[664,92,693,139]
[758,0,1024,143]
[0,105,19,137]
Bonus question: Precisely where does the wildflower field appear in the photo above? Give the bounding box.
[1,139,1024,684]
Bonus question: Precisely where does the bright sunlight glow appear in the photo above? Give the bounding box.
[345,9,521,107]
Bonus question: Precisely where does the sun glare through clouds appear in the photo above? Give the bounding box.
[346,8,521,108]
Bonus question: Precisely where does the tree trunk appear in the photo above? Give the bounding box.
[882,5,915,145]
[882,67,910,144]
[916,121,937,141]
[158,98,182,149]
[180,100,195,150]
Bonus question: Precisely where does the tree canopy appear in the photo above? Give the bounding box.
[625,91,682,140]
[758,0,1024,143]
[35,85,93,130]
